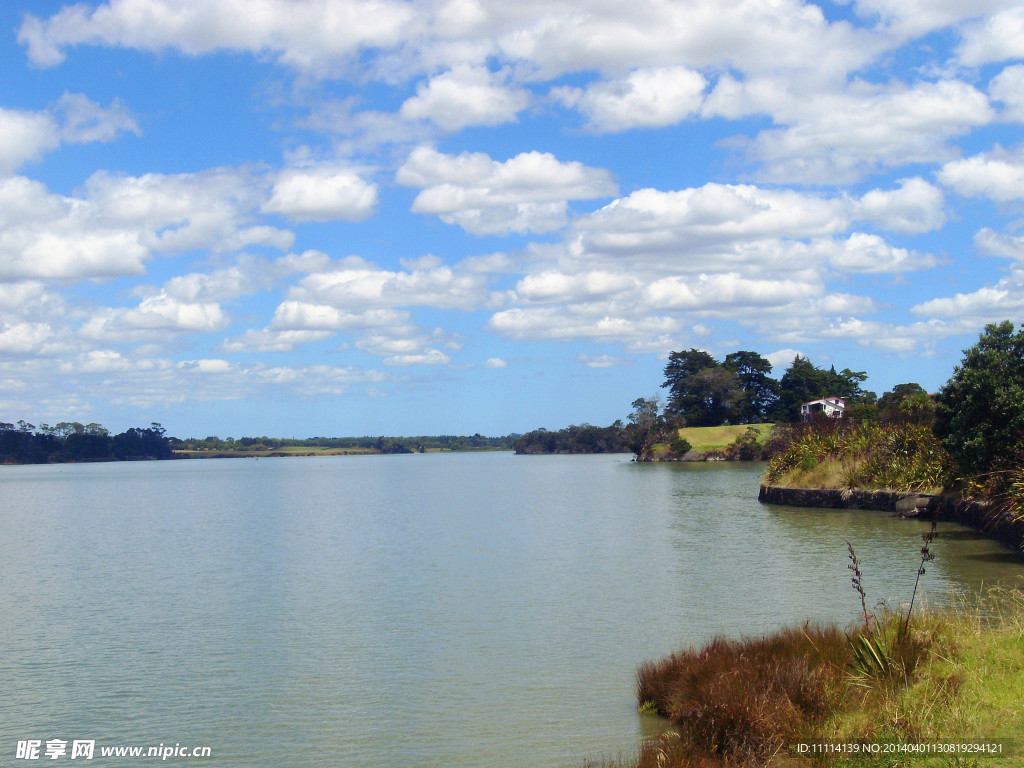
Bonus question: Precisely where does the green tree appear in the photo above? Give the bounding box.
[662,349,746,426]
[724,350,779,422]
[878,383,933,424]
[626,396,664,461]
[934,321,1024,476]
[773,356,828,421]
[824,366,876,404]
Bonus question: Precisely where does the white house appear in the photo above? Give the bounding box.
[800,396,846,421]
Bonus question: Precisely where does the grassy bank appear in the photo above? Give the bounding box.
[591,588,1024,768]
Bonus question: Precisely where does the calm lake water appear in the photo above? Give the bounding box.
[3,453,1023,767]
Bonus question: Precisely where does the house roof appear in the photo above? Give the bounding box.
[800,396,846,407]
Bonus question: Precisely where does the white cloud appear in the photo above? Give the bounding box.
[553,67,707,132]
[484,357,507,368]
[974,229,1024,260]
[179,358,233,374]
[288,259,489,311]
[81,294,229,342]
[271,301,412,332]
[937,145,1024,201]
[18,0,414,71]
[957,6,1024,66]
[645,273,820,310]
[382,348,451,366]
[705,77,993,183]
[989,65,1024,122]
[53,92,140,144]
[162,259,278,302]
[856,178,946,234]
[400,66,530,131]
[488,307,680,343]
[575,184,847,258]
[19,0,874,84]
[911,268,1024,326]
[397,146,617,235]
[514,270,636,304]
[0,322,55,354]
[0,167,300,283]
[765,348,801,372]
[262,168,378,222]
[0,108,60,175]
[818,233,938,274]
[219,328,334,353]
[577,353,629,368]
[0,94,138,176]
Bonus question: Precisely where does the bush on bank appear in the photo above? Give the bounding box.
[763,419,957,493]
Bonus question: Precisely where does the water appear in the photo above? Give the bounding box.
[2,453,1022,767]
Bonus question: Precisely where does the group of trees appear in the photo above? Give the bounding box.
[0,421,173,464]
[513,423,629,454]
[659,348,877,428]
[933,320,1024,481]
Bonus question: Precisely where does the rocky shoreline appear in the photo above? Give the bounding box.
[759,484,1024,555]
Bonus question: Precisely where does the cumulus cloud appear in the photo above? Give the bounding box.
[706,77,993,183]
[271,302,412,332]
[645,273,820,310]
[856,178,946,234]
[0,168,299,283]
[957,6,1024,66]
[18,0,413,70]
[989,65,1024,123]
[219,328,334,353]
[817,233,938,274]
[514,270,636,304]
[577,354,629,368]
[553,67,707,132]
[765,348,801,372]
[0,94,137,176]
[18,0,873,83]
[574,184,847,258]
[287,258,489,311]
[974,229,1024,260]
[487,306,680,343]
[80,294,229,342]
[162,259,279,302]
[400,66,530,132]
[262,168,378,222]
[397,146,617,235]
[0,108,60,176]
[937,145,1024,201]
[484,357,508,368]
[911,268,1024,327]
[0,322,56,354]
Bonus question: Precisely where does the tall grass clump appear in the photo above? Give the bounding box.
[636,625,851,764]
[764,419,956,493]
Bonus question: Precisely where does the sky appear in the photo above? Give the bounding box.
[0,0,1022,438]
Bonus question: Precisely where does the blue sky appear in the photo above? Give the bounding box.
[0,0,1022,438]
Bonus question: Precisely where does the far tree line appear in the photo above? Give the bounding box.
[0,421,173,464]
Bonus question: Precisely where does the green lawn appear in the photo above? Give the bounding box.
[673,422,775,452]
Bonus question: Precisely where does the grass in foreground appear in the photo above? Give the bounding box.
[586,587,1024,768]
